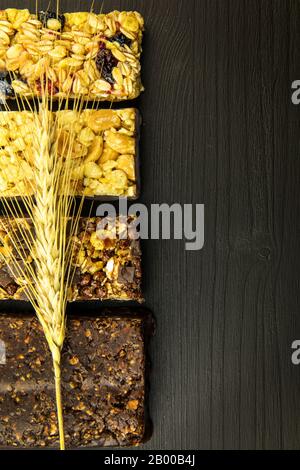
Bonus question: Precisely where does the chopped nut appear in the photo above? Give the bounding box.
[127,400,139,411]
[69,356,79,366]
[49,422,58,436]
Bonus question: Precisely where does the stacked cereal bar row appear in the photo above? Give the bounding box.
[0,217,143,302]
[0,8,148,450]
[0,9,144,100]
[0,109,139,198]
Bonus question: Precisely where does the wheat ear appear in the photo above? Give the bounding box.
[31,106,67,450]
[0,95,84,449]
[0,0,90,448]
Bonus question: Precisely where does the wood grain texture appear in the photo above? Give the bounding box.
[1,0,300,450]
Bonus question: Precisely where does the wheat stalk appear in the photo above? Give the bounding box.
[0,90,85,450]
[31,105,69,451]
[0,1,107,450]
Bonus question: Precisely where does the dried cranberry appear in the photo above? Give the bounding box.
[48,81,58,95]
[95,48,118,85]
[36,78,58,95]
[108,32,132,47]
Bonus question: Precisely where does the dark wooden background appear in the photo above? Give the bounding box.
[2,0,300,450]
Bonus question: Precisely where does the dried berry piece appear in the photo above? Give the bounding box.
[38,11,65,30]
[0,71,8,79]
[95,48,118,85]
[36,78,58,95]
[0,78,13,100]
[108,32,132,47]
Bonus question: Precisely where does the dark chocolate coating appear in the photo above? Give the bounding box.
[0,313,149,448]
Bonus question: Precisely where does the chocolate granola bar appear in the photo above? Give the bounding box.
[71,217,142,301]
[0,109,140,198]
[0,311,151,448]
[0,9,144,101]
[0,217,143,302]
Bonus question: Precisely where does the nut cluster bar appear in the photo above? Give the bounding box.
[0,9,144,101]
[0,109,140,198]
[0,311,152,448]
[0,217,143,302]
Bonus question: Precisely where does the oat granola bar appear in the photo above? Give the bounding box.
[0,217,143,302]
[0,311,151,448]
[0,108,139,198]
[0,9,144,101]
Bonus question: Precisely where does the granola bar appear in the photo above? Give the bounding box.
[0,217,143,302]
[71,217,143,301]
[0,311,152,448]
[0,9,144,101]
[0,108,139,198]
